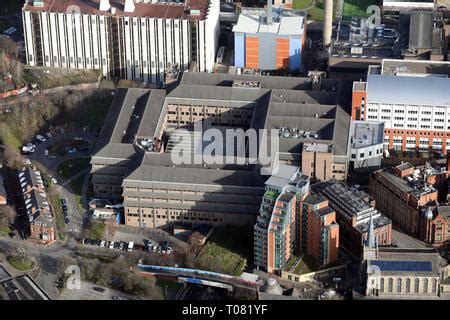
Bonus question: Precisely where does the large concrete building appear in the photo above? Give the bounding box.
[352,60,450,154]
[22,0,219,83]
[233,6,306,72]
[91,72,352,229]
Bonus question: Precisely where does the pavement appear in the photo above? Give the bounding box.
[58,280,138,300]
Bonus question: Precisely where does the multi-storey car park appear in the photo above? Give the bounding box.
[90,72,352,229]
[22,0,219,84]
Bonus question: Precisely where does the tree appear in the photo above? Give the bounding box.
[0,205,16,228]
[2,145,22,169]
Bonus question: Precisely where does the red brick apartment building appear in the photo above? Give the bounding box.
[370,161,450,245]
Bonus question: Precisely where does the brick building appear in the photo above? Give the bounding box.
[298,189,339,266]
[17,167,55,245]
[315,182,392,260]
[419,203,450,246]
[369,162,446,236]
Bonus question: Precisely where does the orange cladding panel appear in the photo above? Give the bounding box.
[276,38,290,69]
[246,36,259,68]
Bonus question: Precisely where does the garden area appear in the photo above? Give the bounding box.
[195,226,253,276]
[22,67,101,90]
[6,254,35,271]
[342,0,377,21]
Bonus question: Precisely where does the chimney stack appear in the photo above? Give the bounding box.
[267,0,273,25]
[323,0,333,47]
[99,0,111,11]
[124,0,136,13]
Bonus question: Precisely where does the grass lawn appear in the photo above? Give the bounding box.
[88,220,106,240]
[195,226,252,276]
[293,0,314,9]
[155,278,183,299]
[342,0,376,21]
[7,255,35,271]
[57,158,90,181]
[49,191,65,233]
[22,67,101,90]
[0,225,11,235]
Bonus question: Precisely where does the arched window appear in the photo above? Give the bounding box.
[388,278,393,292]
[406,278,411,293]
[397,278,402,292]
[423,278,428,293]
[380,278,385,292]
[414,278,420,293]
[432,278,437,293]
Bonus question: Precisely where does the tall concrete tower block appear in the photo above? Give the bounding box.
[323,0,333,47]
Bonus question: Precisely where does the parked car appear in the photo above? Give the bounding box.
[36,135,46,142]
[113,242,120,249]
[127,241,134,252]
[92,287,105,293]
[45,132,52,138]
[100,240,106,248]
[109,241,115,249]
[64,217,70,224]
[118,242,124,250]
[44,149,49,156]
[50,177,57,184]
[68,148,77,154]
[23,158,31,165]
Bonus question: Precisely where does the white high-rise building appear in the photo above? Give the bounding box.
[22,0,219,84]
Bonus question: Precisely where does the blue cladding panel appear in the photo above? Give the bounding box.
[289,37,302,71]
[371,260,433,272]
[234,33,245,68]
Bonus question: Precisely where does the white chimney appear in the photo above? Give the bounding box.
[99,0,111,11]
[124,0,136,13]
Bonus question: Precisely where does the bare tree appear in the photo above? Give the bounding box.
[0,205,16,227]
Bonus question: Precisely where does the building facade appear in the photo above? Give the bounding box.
[298,189,339,266]
[22,0,219,84]
[254,167,340,273]
[233,6,306,72]
[365,248,444,298]
[91,72,351,231]
[254,165,300,273]
[369,162,442,236]
[317,182,392,259]
[420,204,450,246]
[17,167,55,245]
[352,62,450,154]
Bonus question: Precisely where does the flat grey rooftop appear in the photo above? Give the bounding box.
[366,74,450,106]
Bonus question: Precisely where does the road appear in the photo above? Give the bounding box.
[27,128,95,239]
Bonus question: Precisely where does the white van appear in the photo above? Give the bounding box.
[127,241,134,252]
